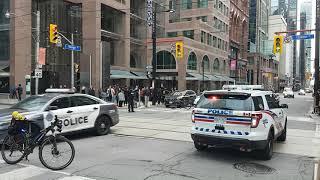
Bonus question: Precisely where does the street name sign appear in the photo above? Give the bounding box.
[291,34,314,40]
[64,44,81,51]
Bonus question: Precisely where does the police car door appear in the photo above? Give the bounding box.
[69,96,100,131]
[44,97,72,130]
[264,94,284,135]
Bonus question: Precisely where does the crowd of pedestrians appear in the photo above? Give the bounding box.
[81,85,170,112]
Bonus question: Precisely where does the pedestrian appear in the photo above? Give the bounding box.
[124,87,128,106]
[88,86,95,96]
[10,86,17,99]
[81,86,86,94]
[128,87,135,112]
[118,90,125,107]
[144,87,150,107]
[111,86,116,103]
[140,87,145,105]
[17,84,23,101]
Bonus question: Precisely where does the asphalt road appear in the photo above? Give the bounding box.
[0,93,316,180]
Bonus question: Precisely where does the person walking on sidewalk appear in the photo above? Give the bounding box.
[17,84,23,101]
[144,87,150,107]
[118,90,125,107]
[128,87,135,112]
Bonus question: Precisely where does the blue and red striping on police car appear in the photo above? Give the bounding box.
[194,114,252,125]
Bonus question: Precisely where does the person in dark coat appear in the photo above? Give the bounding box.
[128,88,135,112]
[17,84,23,101]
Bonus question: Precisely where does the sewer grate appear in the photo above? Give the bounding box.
[233,162,276,174]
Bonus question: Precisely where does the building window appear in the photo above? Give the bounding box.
[181,0,192,9]
[203,55,210,72]
[201,31,206,43]
[181,17,192,21]
[213,36,217,47]
[167,32,178,37]
[183,30,194,39]
[196,16,208,22]
[218,39,221,49]
[187,52,197,70]
[130,54,136,68]
[207,34,212,46]
[0,30,9,61]
[156,51,176,69]
[198,0,208,8]
[213,58,220,70]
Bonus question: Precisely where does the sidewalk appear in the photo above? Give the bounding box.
[0,94,18,105]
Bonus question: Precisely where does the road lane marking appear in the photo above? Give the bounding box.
[287,116,315,122]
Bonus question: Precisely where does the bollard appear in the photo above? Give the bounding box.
[314,160,320,180]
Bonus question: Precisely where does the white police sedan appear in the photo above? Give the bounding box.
[0,89,119,140]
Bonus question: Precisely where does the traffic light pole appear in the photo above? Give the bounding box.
[57,32,75,90]
[35,10,40,95]
[314,0,320,113]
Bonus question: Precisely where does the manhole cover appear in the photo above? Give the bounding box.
[234,162,276,174]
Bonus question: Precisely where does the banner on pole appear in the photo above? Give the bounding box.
[38,48,46,65]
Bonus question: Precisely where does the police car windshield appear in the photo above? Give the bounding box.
[11,95,53,111]
[197,94,253,111]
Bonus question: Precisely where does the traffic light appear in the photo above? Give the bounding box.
[176,42,184,59]
[273,35,283,54]
[49,24,58,44]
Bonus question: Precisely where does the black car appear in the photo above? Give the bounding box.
[164,90,197,108]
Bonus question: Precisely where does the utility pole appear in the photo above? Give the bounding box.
[202,60,204,91]
[35,10,40,95]
[152,4,157,105]
[314,0,320,113]
[71,33,74,89]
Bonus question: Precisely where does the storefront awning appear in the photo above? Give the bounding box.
[130,71,148,80]
[205,74,220,81]
[186,72,209,81]
[110,70,145,80]
[215,75,235,82]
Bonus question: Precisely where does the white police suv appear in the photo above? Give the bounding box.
[191,90,288,160]
[0,89,119,140]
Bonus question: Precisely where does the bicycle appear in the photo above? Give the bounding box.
[1,115,75,170]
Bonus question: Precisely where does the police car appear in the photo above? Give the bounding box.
[191,90,288,160]
[0,89,119,140]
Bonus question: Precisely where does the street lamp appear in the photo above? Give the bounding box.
[151,6,174,105]
[5,10,41,95]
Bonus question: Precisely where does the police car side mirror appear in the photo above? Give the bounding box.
[47,106,59,111]
[280,104,288,109]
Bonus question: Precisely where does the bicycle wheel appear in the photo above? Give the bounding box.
[39,135,75,170]
[1,134,26,164]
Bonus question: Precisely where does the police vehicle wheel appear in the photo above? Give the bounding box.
[260,132,273,160]
[194,142,207,151]
[95,116,111,136]
[277,121,287,142]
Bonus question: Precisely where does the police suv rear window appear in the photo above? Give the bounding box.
[196,94,253,111]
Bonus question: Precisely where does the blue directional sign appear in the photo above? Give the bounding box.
[64,44,81,51]
[291,34,314,40]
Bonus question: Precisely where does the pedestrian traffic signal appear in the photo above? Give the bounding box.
[176,42,184,59]
[49,24,58,44]
[273,35,283,54]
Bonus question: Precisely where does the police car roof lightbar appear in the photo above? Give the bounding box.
[45,88,75,94]
[222,85,265,91]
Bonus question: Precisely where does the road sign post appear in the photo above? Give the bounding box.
[34,69,42,78]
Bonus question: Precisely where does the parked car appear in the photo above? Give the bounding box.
[283,87,294,98]
[298,89,306,95]
[0,89,119,141]
[305,88,313,93]
[164,90,197,108]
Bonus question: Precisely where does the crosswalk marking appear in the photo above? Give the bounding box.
[0,160,96,180]
[287,116,315,122]
[58,176,95,180]
[0,166,47,180]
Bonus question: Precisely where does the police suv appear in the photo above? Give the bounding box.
[191,90,288,160]
[0,89,119,140]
